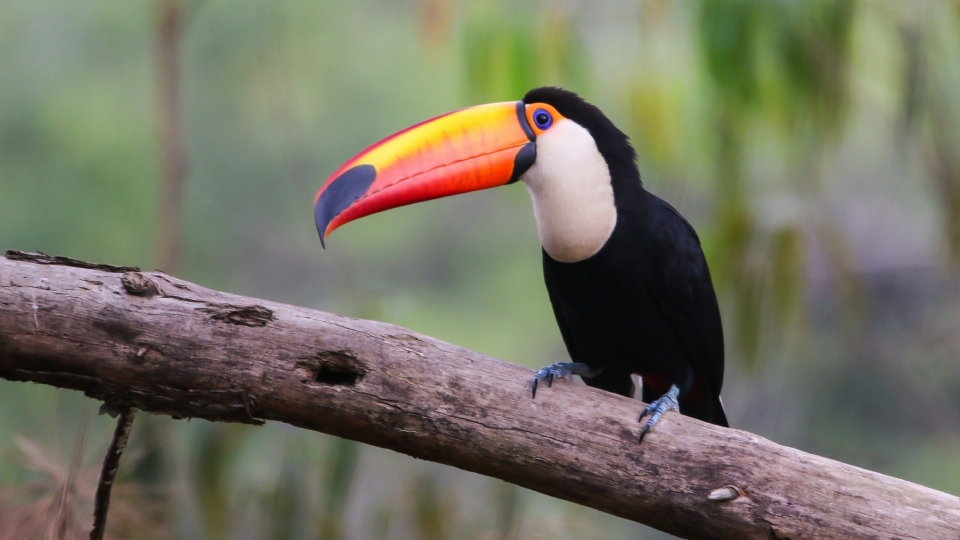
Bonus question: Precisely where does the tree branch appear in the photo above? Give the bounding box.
[89,404,136,540]
[1,251,958,539]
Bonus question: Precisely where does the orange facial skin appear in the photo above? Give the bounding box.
[314,101,537,244]
[523,103,565,137]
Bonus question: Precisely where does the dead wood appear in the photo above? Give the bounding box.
[1,251,959,539]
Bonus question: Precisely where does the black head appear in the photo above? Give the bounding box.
[523,87,643,203]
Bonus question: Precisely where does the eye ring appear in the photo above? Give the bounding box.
[533,108,553,130]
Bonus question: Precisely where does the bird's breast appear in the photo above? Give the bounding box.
[521,119,617,263]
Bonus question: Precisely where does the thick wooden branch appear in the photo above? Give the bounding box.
[1,252,958,539]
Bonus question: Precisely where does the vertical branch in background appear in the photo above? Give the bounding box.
[89,407,136,540]
[151,1,186,521]
[155,0,187,274]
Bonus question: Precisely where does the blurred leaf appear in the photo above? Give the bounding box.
[946,176,960,265]
[698,0,856,368]
[462,1,588,102]
[317,437,359,540]
[770,226,804,323]
[771,0,854,137]
[195,423,245,540]
[533,6,588,93]
[700,0,855,135]
[412,473,453,540]
[265,460,301,540]
[700,0,762,109]
[490,480,521,540]
[894,9,960,266]
[463,4,536,102]
[733,263,765,369]
[815,212,868,327]
[628,81,686,168]
[368,504,393,540]
[897,23,924,138]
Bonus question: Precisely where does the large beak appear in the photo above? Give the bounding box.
[314,101,536,246]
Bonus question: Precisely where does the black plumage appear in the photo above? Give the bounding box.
[524,87,728,427]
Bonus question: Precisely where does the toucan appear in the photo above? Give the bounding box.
[314,87,728,441]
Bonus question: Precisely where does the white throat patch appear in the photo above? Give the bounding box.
[521,119,617,263]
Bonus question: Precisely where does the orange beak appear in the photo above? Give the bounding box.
[314,101,536,246]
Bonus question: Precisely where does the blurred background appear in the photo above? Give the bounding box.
[1,0,960,538]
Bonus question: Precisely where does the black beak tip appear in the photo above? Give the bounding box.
[313,164,378,250]
[314,205,330,249]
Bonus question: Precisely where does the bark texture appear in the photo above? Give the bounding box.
[1,252,958,540]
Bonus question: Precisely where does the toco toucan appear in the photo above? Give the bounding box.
[314,87,728,441]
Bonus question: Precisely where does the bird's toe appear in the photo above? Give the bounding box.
[638,384,680,443]
[531,363,575,398]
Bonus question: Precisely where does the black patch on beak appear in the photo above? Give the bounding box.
[516,101,535,142]
[507,142,536,184]
[314,164,377,247]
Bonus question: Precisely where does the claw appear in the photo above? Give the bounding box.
[638,385,680,443]
[531,362,583,398]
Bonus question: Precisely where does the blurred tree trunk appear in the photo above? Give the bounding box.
[147,3,186,537]
[3,252,960,540]
[155,0,186,274]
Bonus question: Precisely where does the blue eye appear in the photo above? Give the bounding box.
[533,108,553,130]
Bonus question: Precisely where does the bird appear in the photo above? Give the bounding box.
[313,87,728,441]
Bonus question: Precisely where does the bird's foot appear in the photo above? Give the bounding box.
[531,362,601,398]
[638,384,680,443]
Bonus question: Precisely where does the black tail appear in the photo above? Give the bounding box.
[709,397,729,428]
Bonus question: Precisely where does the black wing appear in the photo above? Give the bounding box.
[543,249,579,363]
[648,197,727,426]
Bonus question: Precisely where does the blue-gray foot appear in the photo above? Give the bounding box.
[638,384,680,443]
[531,362,602,398]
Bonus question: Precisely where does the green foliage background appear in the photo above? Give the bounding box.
[2,1,960,538]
